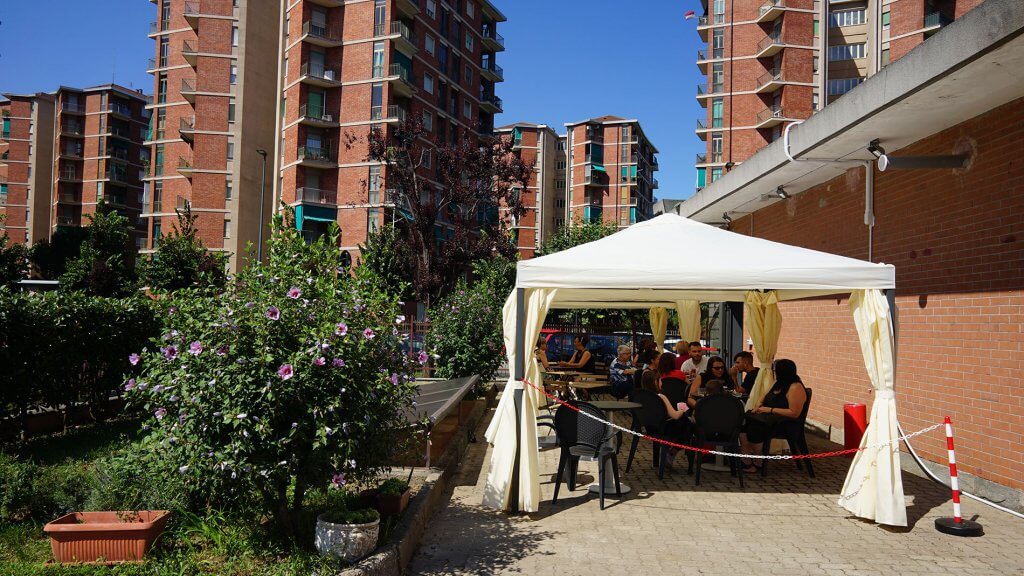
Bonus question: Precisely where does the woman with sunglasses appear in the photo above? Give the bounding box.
[686,356,735,409]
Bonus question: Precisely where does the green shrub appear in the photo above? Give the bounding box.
[319,507,378,525]
[377,477,409,497]
[0,454,94,522]
[85,440,191,514]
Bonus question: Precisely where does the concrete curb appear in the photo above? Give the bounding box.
[337,397,488,576]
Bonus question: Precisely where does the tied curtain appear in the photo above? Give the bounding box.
[840,289,906,526]
[744,291,782,411]
[676,300,701,343]
[649,307,669,351]
[482,288,556,512]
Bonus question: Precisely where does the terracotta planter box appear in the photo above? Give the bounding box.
[25,411,63,437]
[44,510,171,564]
[358,488,380,510]
[376,488,412,516]
[65,405,94,426]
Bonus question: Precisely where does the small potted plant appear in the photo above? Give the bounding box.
[375,477,411,516]
[315,507,380,561]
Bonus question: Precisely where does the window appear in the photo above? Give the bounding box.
[423,72,434,94]
[555,180,565,191]
[711,168,723,182]
[224,219,232,238]
[372,41,385,77]
[812,92,820,109]
[828,43,866,61]
[367,208,380,233]
[225,180,233,200]
[232,26,239,46]
[153,222,162,247]
[463,100,472,119]
[830,9,866,27]
[159,37,169,67]
[557,140,566,151]
[711,98,724,128]
[813,56,819,72]
[712,29,724,59]
[157,73,167,104]
[465,32,473,52]
[368,165,381,204]
[711,62,724,93]
[228,102,236,122]
[374,0,385,27]
[827,77,864,96]
[426,0,436,18]
[421,149,432,168]
[422,110,433,131]
[230,64,238,84]
[813,19,820,36]
[882,11,891,28]
[713,0,725,24]
[711,132,723,162]
[425,35,435,56]
[464,64,472,84]
[466,1,474,18]
[227,142,234,160]
[555,159,566,170]
[881,49,891,66]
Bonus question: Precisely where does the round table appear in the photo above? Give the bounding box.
[584,400,641,495]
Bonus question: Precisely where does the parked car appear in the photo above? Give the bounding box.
[542,331,632,368]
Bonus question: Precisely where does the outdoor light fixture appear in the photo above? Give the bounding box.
[775,186,789,199]
[867,139,886,159]
[725,161,735,169]
[722,212,732,224]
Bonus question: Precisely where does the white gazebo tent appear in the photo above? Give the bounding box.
[483,214,907,526]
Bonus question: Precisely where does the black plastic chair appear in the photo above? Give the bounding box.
[660,377,689,408]
[626,389,690,479]
[760,388,814,478]
[552,401,621,509]
[692,394,746,488]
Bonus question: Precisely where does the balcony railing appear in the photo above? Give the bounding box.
[181,78,196,93]
[389,62,412,82]
[759,0,784,18]
[148,20,169,34]
[697,15,709,26]
[107,103,133,117]
[924,11,952,29]
[61,146,83,158]
[297,146,337,163]
[756,67,784,89]
[481,26,504,48]
[303,20,341,42]
[757,33,783,54]
[297,187,338,205]
[391,20,415,44]
[61,102,85,113]
[299,103,335,123]
[697,48,708,61]
[370,105,407,122]
[60,169,78,180]
[756,105,786,124]
[106,170,130,184]
[300,62,340,82]
[481,93,502,109]
[696,153,707,164]
[696,119,708,130]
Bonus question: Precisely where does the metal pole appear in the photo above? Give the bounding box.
[256,149,267,262]
[509,288,527,513]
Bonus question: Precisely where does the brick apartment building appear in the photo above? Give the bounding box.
[1,85,149,247]
[677,0,1023,507]
[693,0,980,191]
[147,0,507,270]
[493,123,560,259]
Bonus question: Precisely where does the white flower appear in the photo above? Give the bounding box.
[179,465,190,474]
[237,413,248,419]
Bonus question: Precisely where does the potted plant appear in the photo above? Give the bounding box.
[315,507,380,561]
[375,477,411,516]
[43,510,171,563]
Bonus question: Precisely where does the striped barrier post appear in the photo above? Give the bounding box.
[934,416,983,536]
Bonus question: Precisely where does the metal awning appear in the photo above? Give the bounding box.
[405,375,481,426]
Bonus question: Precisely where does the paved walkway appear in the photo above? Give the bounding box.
[409,401,1024,575]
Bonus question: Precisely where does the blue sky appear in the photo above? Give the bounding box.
[0,0,705,200]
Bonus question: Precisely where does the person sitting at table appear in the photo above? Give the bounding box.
[686,356,735,409]
[535,336,551,372]
[739,359,808,473]
[679,341,710,385]
[642,358,691,467]
[634,339,658,370]
[656,352,690,408]
[608,345,637,399]
[558,334,595,373]
[729,351,759,395]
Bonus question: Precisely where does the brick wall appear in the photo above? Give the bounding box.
[729,97,1024,490]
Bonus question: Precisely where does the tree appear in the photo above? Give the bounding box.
[536,218,619,257]
[357,224,410,300]
[365,120,533,304]
[144,205,228,292]
[60,203,138,297]
[0,216,29,288]
[29,225,88,280]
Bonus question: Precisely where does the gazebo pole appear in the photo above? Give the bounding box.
[508,288,527,513]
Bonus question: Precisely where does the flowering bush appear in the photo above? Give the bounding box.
[126,216,418,534]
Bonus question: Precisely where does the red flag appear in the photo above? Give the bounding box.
[684,10,696,20]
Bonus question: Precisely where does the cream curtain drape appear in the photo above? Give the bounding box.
[649,307,669,350]
[743,291,782,410]
[675,300,701,343]
[482,288,556,512]
[839,289,906,526]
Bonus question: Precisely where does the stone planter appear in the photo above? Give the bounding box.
[376,487,412,516]
[44,510,171,564]
[314,514,379,561]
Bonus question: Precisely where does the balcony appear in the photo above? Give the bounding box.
[297,187,338,205]
[182,40,199,67]
[108,126,133,142]
[183,1,202,30]
[107,102,133,120]
[923,11,952,35]
[61,123,85,136]
[108,148,131,162]
[755,105,789,128]
[390,21,417,56]
[148,19,169,36]
[756,0,786,23]
[58,192,82,205]
[296,146,337,167]
[696,119,712,140]
[394,0,419,18]
[755,34,785,58]
[696,83,723,107]
[696,48,713,74]
[481,26,505,51]
[306,0,343,6]
[177,157,196,179]
[370,105,407,122]
[61,102,85,114]
[299,62,342,87]
[387,63,416,97]
[146,57,159,72]
[179,116,195,143]
[105,170,131,185]
[180,78,198,103]
[301,20,343,48]
[695,153,707,165]
[479,93,503,113]
[59,146,84,159]
[480,61,504,82]
[755,68,787,93]
[652,177,659,189]
[59,169,81,182]
[298,103,339,127]
[696,15,712,41]
[57,216,78,227]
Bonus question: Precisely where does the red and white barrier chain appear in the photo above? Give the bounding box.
[524,378,943,460]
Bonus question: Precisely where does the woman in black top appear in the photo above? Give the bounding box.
[558,334,595,374]
[686,356,735,409]
[739,359,808,472]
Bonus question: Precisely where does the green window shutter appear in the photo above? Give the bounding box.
[882,11,890,26]
[813,20,819,36]
[697,167,707,188]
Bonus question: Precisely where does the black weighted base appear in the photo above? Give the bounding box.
[934,517,983,537]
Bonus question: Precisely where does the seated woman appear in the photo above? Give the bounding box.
[739,359,808,473]
[686,356,735,409]
[557,334,595,373]
[656,352,691,408]
[641,363,691,465]
[535,336,551,372]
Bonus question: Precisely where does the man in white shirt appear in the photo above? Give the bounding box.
[679,341,709,385]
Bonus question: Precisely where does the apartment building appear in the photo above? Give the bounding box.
[277,0,507,257]
[493,123,560,259]
[564,116,658,230]
[52,85,150,247]
[145,0,281,270]
[0,93,55,245]
[693,0,980,191]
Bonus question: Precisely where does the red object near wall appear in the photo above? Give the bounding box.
[844,403,868,456]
